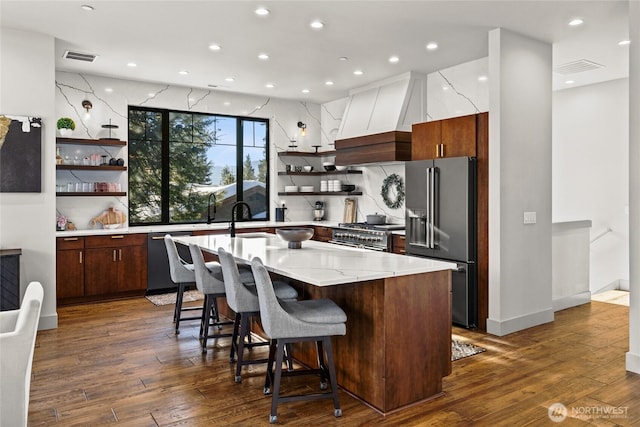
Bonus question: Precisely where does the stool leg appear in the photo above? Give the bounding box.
[323,337,342,417]
[284,343,294,371]
[316,339,328,389]
[269,340,286,424]
[230,312,241,363]
[201,296,213,353]
[234,314,250,383]
[264,339,277,395]
[175,283,186,334]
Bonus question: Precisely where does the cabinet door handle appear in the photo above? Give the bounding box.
[79,251,83,264]
[435,144,439,158]
[64,237,79,241]
[151,236,165,240]
[119,249,122,261]
[113,249,117,262]
[111,235,125,239]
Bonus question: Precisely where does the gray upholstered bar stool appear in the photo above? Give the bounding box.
[251,257,347,424]
[188,243,236,353]
[164,234,218,335]
[217,247,298,383]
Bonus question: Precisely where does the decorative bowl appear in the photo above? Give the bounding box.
[341,184,356,192]
[303,165,313,172]
[323,163,336,171]
[335,165,348,171]
[276,227,315,249]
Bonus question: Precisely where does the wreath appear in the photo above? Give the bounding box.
[381,173,405,209]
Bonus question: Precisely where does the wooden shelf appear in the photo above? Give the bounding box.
[56,192,126,197]
[277,150,336,157]
[277,191,362,196]
[277,170,362,176]
[57,165,127,171]
[56,137,126,147]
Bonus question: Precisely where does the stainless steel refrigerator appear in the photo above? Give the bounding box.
[405,156,477,328]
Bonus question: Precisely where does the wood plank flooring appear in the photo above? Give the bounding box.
[28,298,640,426]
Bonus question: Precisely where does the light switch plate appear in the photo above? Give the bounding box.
[523,211,537,224]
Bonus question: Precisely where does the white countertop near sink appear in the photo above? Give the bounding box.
[174,233,454,287]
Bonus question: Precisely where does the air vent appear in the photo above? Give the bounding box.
[554,59,604,75]
[63,50,98,63]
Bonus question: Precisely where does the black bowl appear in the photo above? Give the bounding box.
[323,165,336,171]
[341,184,356,192]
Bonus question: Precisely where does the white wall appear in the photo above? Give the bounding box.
[553,78,629,293]
[0,28,57,329]
[487,28,554,335]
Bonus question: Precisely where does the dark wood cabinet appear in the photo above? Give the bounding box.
[411,114,477,160]
[56,237,85,300]
[57,234,146,304]
[391,234,405,254]
[312,226,333,242]
[84,234,147,296]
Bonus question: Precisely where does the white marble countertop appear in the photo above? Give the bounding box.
[56,220,406,237]
[174,233,455,287]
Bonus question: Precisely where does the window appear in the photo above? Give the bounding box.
[128,106,269,225]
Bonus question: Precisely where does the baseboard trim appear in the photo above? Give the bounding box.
[626,351,640,374]
[553,291,592,312]
[38,313,58,330]
[486,308,554,336]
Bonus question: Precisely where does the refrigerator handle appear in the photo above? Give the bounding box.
[426,167,431,249]
[429,166,435,249]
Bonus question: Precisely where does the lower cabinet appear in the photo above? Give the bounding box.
[312,226,333,242]
[391,234,406,254]
[57,234,147,305]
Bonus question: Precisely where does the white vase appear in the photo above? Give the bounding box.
[59,128,73,137]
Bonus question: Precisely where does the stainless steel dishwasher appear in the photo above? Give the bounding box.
[147,231,193,292]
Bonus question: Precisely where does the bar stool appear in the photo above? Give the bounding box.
[164,234,215,334]
[188,243,237,353]
[217,247,298,383]
[251,257,347,424]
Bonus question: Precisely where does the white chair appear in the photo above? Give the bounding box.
[0,281,44,427]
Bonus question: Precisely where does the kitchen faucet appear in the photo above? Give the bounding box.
[230,201,252,237]
[207,192,217,224]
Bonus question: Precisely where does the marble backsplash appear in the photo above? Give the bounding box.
[55,55,488,230]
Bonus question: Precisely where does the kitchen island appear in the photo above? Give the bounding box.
[175,233,455,414]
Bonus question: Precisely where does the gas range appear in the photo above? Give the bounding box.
[330,223,405,251]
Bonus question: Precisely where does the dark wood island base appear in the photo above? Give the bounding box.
[285,269,452,414]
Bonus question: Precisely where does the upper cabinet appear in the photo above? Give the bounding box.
[411,113,481,160]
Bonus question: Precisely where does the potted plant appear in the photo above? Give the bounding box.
[57,117,75,137]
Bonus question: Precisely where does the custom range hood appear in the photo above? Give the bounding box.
[334,71,427,165]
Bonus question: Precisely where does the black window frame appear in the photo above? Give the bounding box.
[127,105,270,226]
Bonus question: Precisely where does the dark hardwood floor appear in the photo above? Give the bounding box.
[29,298,640,426]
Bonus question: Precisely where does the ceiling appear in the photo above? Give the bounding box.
[1,1,630,104]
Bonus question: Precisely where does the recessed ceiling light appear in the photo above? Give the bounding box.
[258,53,269,60]
[209,44,221,51]
[568,18,584,26]
[426,42,438,51]
[105,88,113,93]
[265,83,274,88]
[353,70,364,76]
[388,55,400,64]
[127,62,137,67]
[178,70,189,75]
[338,56,349,61]
[565,79,575,84]
[302,89,310,93]
[223,101,231,106]
[255,7,270,16]
[310,20,324,29]
[225,77,235,82]
[81,4,94,11]
[618,39,631,46]
[478,75,488,82]
[325,80,334,86]
[442,86,449,91]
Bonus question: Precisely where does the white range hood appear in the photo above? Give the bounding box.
[334,72,427,165]
[336,71,427,140]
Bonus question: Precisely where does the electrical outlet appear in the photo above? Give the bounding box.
[523,211,537,224]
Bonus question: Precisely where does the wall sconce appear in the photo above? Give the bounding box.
[82,100,93,119]
[297,121,307,137]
